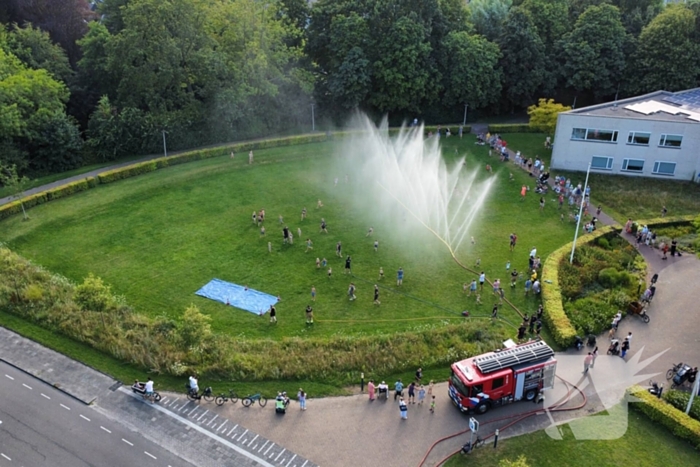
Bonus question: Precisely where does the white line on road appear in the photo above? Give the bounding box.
[247,434,258,446]
[178,403,190,412]
[144,451,157,460]
[217,420,228,432]
[188,407,199,416]
[286,454,297,467]
[100,426,112,434]
[1,453,10,461]
[227,427,236,437]
[119,387,277,467]
[206,415,218,426]
[5,374,14,380]
[300,460,308,467]
[80,415,91,422]
[160,397,168,405]
[264,443,275,455]
[60,404,71,411]
[258,441,269,452]
[236,429,248,441]
[122,439,134,446]
[275,448,286,461]
[22,383,32,390]
[196,410,208,421]
[41,393,51,400]
[229,424,238,436]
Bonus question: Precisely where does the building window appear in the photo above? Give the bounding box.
[659,134,682,148]
[653,161,676,175]
[571,128,618,143]
[627,131,650,146]
[622,159,644,172]
[591,156,613,170]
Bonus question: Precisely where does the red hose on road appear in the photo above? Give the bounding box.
[417,376,588,467]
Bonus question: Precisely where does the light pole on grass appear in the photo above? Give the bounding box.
[463,103,468,126]
[162,130,168,157]
[311,103,315,132]
[570,162,592,264]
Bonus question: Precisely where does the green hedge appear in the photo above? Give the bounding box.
[488,124,540,133]
[97,160,158,184]
[635,215,695,230]
[0,178,96,221]
[629,385,700,449]
[664,389,700,422]
[542,226,617,348]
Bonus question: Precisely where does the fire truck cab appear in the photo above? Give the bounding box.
[448,341,556,414]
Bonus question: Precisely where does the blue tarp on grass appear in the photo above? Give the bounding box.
[195,279,278,315]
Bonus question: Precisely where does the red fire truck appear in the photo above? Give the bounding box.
[448,341,557,414]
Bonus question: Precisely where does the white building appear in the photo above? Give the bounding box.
[551,88,700,182]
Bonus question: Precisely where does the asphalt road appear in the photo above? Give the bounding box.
[0,362,194,467]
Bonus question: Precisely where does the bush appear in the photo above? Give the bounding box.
[488,124,540,133]
[596,237,610,249]
[564,295,617,335]
[628,385,700,449]
[97,160,158,184]
[664,389,700,422]
[598,268,631,288]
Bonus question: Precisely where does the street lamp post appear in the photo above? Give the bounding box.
[162,130,168,157]
[570,162,592,263]
[463,103,468,126]
[311,103,315,132]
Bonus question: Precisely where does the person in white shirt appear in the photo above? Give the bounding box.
[189,375,199,394]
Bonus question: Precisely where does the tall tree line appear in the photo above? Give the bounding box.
[1,0,700,176]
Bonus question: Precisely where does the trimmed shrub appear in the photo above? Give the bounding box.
[488,124,540,133]
[628,385,700,449]
[664,389,700,422]
[97,160,158,184]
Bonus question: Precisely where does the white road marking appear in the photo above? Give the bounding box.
[286,454,297,467]
[188,407,199,416]
[118,387,277,467]
[247,434,258,446]
[60,404,71,411]
[122,439,134,446]
[227,427,236,437]
[5,374,14,380]
[178,403,190,412]
[100,426,112,434]
[301,460,308,467]
[41,393,51,400]
[1,453,10,461]
[236,429,248,441]
[229,424,238,436]
[275,448,286,460]
[196,410,208,421]
[217,420,228,432]
[144,451,157,460]
[80,415,91,422]
[258,441,269,452]
[206,415,218,426]
[264,443,275,455]
[160,397,168,404]
[22,383,32,390]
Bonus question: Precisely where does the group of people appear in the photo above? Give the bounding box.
[366,369,437,419]
[516,305,545,341]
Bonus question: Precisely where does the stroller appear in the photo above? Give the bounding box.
[607,339,620,356]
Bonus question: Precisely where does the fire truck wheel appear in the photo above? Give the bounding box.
[525,389,537,401]
[475,401,491,414]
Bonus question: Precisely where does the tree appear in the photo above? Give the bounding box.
[631,4,700,93]
[4,23,74,85]
[0,163,31,220]
[179,304,212,349]
[467,0,512,42]
[527,98,571,134]
[569,0,611,22]
[612,0,663,35]
[559,4,628,99]
[441,31,502,109]
[521,0,569,50]
[498,7,546,109]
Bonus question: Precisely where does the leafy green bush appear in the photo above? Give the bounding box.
[596,237,610,249]
[629,385,700,449]
[598,268,633,289]
[97,160,158,184]
[564,295,617,335]
[663,389,700,422]
[488,124,540,133]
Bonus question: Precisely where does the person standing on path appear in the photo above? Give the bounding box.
[298,389,306,411]
[399,398,408,420]
[397,267,404,286]
[394,379,404,400]
[368,380,375,401]
[670,238,678,257]
[620,338,630,358]
[429,395,436,414]
[418,385,426,405]
[583,352,593,374]
[408,381,416,404]
[591,347,599,368]
[428,380,434,398]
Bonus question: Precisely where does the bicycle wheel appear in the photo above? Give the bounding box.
[203,393,215,403]
[187,391,197,401]
[242,398,252,407]
[258,397,268,407]
[215,396,226,406]
[229,392,238,404]
[666,369,675,380]
[154,392,162,403]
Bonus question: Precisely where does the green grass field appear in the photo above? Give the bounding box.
[0,134,577,343]
[445,406,700,466]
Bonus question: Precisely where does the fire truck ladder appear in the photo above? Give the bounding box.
[474,341,554,374]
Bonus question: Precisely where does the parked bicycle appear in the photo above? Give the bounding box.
[241,393,268,407]
[186,384,215,402]
[215,389,239,406]
[461,437,485,454]
[666,362,685,380]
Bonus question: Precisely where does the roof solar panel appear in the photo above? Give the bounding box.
[663,89,700,110]
[474,341,554,374]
